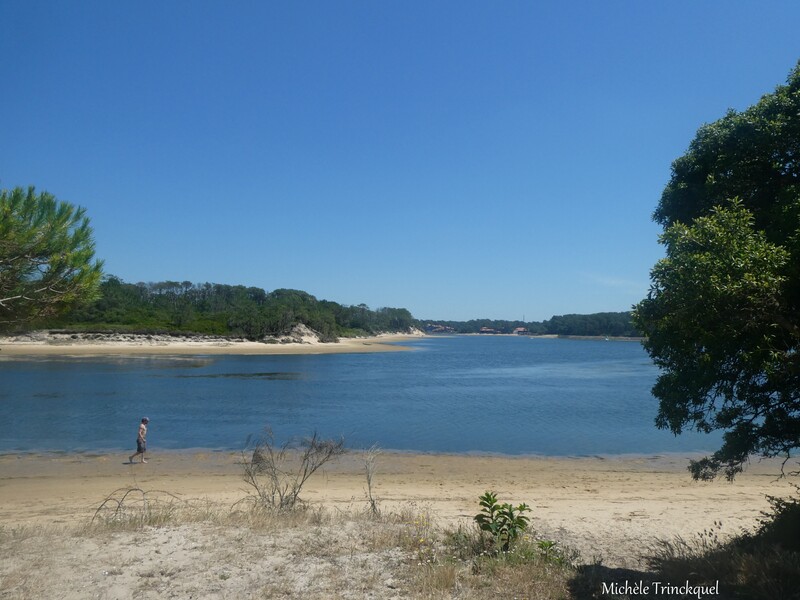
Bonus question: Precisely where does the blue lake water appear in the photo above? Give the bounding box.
[0,336,720,455]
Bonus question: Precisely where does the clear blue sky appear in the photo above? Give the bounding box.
[2,2,798,321]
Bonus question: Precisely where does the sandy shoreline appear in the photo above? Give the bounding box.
[0,332,423,357]
[0,450,792,569]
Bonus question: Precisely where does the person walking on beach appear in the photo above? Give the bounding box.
[129,417,149,464]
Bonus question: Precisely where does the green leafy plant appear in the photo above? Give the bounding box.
[537,539,557,559]
[474,491,530,552]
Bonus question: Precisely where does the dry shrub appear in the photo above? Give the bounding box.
[241,428,346,511]
[363,443,381,517]
[87,487,221,532]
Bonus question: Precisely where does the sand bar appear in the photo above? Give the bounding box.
[0,450,793,568]
[0,332,422,357]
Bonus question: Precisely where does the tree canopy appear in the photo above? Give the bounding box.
[423,312,638,337]
[0,186,103,329]
[57,276,416,341]
[634,62,800,480]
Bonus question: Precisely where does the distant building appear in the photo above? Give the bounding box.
[478,327,498,334]
[513,327,530,335]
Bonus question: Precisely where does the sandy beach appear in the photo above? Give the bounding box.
[1,450,792,561]
[1,450,795,598]
[0,331,423,357]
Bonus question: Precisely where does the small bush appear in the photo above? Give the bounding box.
[745,486,800,553]
[473,491,530,552]
[363,444,381,517]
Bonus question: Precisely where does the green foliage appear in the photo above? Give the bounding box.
[634,62,800,480]
[543,311,638,337]
[424,311,638,337]
[473,491,530,552]
[636,202,791,479]
[743,486,800,554]
[52,276,416,340]
[426,318,541,335]
[654,62,800,245]
[0,186,103,330]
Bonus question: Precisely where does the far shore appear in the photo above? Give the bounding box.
[0,331,648,357]
[466,333,645,342]
[0,331,424,357]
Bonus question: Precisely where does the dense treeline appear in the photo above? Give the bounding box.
[423,311,639,337]
[543,312,639,336]
[42,276,638,341]
[51,276,415,341]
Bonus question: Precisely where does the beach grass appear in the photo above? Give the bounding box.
[1,494,582,600]
[5,486,800,599]
[1,450,796,598]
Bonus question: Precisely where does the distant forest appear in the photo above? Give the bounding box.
[44,276,639,341]
[50,276,415,342]
[423,312,639,337]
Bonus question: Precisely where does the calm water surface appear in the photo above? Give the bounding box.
[0,336,720,455]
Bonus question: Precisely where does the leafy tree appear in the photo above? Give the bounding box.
[54,275,416,341]
[0,186,103,329]
[634,63,800,480]
[544,312,637,337]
